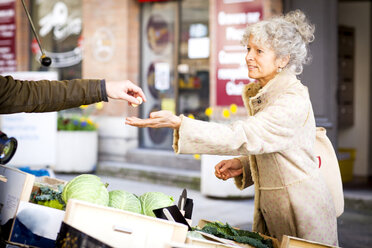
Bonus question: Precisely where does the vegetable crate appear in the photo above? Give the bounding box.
[281,236,339,248]
[185,219,339,248]
[0,165,66,247]
[185,219,280,248]
[63,199,188,248]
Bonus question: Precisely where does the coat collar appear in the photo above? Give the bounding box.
[242,70,299,114]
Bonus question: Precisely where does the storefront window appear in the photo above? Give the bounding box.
[178,0,210,121]
[30,0,82,80]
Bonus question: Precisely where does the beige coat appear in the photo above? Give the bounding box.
[173,70,338,246]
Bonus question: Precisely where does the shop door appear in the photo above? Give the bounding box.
[139,1,210,149]
[140,2,178,149]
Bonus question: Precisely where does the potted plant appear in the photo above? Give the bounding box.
[54,103,102,173]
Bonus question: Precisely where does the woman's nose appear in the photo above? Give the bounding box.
[246,52,253,62]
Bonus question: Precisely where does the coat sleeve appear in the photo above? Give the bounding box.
[172,92,310,155]
[234,156,254,189]
[0,75,107,114]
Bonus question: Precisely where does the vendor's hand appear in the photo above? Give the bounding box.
[106,80,147,106]
[125,110,181,130]
[215,158,243,180]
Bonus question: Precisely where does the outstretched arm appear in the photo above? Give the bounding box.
[125,110,181,129]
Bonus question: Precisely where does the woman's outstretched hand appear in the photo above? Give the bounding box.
[215,158,243,180]
[125,110,181,130]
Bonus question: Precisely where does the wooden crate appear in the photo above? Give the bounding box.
[63,199,189,248]
[186,236,238,247]
[281,236,339,248]
[0,165,65,246]
[1,165,35,242]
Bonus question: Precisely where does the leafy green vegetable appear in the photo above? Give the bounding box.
[30,184,65,210]
[62,174,109,206]
[196,222,274,248]
[108,190,142,214]
[139,192,174,217]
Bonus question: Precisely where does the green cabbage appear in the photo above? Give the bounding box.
[139,192,174,217]
[108,190,142,214]
[62,174,109,206]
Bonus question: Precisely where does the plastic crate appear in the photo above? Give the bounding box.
[338,148,356,183]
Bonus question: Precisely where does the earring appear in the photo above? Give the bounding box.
[277,67,282,73]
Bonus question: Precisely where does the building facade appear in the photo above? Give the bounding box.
[3,0,372,181]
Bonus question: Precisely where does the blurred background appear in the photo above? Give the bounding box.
[0,0,370,189]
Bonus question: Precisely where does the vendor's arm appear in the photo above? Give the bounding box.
[0,76,146,114]
[0,75,106,114]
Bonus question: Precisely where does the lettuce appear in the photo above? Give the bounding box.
[108,190,142,214]
[62,174,109,206]
[139,192,174,217]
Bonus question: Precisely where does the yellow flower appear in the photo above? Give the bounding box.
[222,109,230,119]
[80,117,86,122]
[80,105,89,109]
[230,104,238,114]
[205,107,213,117]
[193,154,201,160]
[95,102,104,110]
[188,114,195,119]
[87,118,94,125]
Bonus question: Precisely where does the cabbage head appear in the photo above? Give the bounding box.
[139,192,174,217]
[108,190,142,214]
[62,174,109,206]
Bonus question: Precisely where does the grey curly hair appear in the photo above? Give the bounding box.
[242,10,315,75]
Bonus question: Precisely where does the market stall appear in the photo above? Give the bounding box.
[0,164,339,248]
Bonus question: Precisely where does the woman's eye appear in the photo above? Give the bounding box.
[258,49,263,54]
[247,47,251,52]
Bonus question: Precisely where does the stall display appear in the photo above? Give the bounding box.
[0,167,340,248]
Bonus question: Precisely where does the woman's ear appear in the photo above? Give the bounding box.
[278,55,290,68]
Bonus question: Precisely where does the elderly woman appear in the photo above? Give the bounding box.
[126,10,338,245]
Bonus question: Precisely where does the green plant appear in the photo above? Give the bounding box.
[57,102,103,131]
[57,116,97,131]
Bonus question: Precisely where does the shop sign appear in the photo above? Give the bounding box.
[0,0,16,73]
[215,0,263,106]
[32,0,82,68]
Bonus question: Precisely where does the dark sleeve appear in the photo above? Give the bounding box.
[0,75,107,114]
[100,79,108,102]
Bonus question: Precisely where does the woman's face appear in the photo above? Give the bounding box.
[245,35,281,86]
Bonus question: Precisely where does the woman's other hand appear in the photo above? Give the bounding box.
[215,158,243,180]
[125,110,181,130]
